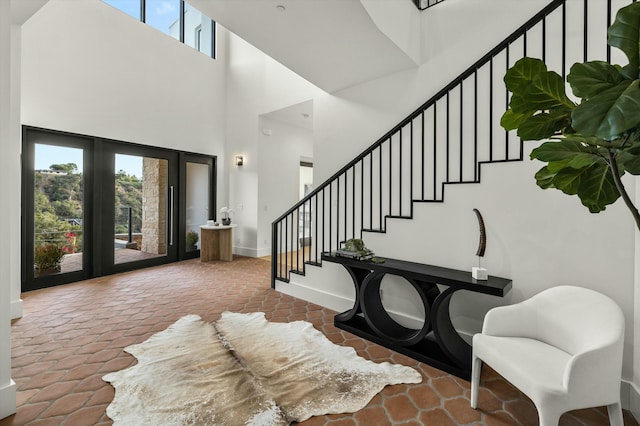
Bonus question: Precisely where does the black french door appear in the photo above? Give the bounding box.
[23,129,94,290]
[97,141,180,277]
[22,126,215,291]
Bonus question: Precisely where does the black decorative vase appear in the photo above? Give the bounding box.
[222,218,231,226]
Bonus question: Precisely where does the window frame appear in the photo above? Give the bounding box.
[102,0,216,58]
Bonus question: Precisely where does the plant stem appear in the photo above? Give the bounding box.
[619,133,631,149]
[607,149,640,232]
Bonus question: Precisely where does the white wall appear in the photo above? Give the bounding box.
[633,177,640,417]
[257,117,314,257]
[10,23,22,320]
[225,33,264,256]
[0,1,18,419]
[21,0,228,205]
[372,159,634,343]
[225,33,323,257]
[360,0,421,64]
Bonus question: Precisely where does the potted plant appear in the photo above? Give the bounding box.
[186,230,199,251]
[62,232,78,254]
[220,207,233,226]
[34,243,65,276]
[501,2,640,231]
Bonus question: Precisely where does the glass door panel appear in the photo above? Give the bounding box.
[34,144,85,277]
[179,154,215,260]
[185,162,210,253]
[114,154,169,265]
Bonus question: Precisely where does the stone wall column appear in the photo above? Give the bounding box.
[141,158,167,254]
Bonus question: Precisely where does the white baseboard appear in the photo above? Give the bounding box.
[623,379,640,420]
[256,247,271,258]
[10,299,22,320]
[0,380,16,420]
[232,246,280,258]
[233,246,258,258]
[275,280,355,313]
[277,280,477,340]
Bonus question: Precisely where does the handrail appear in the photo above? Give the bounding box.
[412,0,446,11]
[273,0,564,226]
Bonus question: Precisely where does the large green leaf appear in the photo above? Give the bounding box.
[607,2,640,79]
[568,61,625,98]
[534,161,620,212]
[552,166,588,195]
[522,71,575,111]
[517,111,571,140]
[500,109,532,131]
[546,159,571,173]
[534,166,556,189]
[619,152,640,174]
[504,57,548,93]
[508,94,538,115]
[531,139,607,197]
[530,138,602,163]
[572,80,640,139]
[576,162,620,213]
[617,141,640,174]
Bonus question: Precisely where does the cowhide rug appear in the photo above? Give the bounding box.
[103,312,422,425]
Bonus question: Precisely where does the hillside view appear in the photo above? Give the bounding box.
[35,163,143,253]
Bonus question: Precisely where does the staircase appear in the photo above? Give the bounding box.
[271,0,633,288]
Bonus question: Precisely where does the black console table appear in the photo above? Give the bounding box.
[321,253,512,380]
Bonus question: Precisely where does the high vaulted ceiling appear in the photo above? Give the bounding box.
[14,0,421,94]
[189,0,421,93]
[11,0,49,25]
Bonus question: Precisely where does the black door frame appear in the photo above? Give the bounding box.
[22,126,217,291]
[22,128,94,291]
[98,140,180,276]
[178,152,217,260]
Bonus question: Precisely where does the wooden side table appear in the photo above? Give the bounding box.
[200,224,237,261]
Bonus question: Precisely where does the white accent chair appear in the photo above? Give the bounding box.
[470,285,625,426]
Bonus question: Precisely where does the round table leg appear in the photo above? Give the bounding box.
[431,287,472,368]
[334,265,370,322]
[360,272,436,347]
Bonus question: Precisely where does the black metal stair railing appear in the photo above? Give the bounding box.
[412,0,446,11]
[271,0,632,287]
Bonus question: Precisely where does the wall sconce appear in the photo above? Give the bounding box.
[235,155,244,167]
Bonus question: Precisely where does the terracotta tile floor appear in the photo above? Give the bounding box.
[59,249,162,275]
[2,256,638,426]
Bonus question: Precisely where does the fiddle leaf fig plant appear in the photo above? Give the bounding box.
[501,2,640,231]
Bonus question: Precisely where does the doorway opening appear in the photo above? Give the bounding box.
[299,160,313,249]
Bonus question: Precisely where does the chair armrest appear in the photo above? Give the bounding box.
[564,336,624,404]
[482,300,538,338]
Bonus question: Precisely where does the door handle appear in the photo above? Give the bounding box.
[169,185,174,246]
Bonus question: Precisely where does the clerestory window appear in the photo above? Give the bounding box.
[102,0,216,59]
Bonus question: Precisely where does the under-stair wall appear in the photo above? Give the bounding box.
[273,0,636,388]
